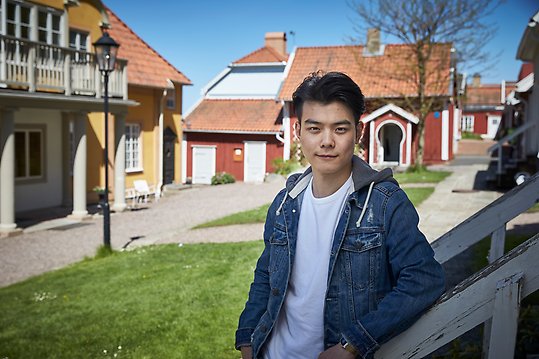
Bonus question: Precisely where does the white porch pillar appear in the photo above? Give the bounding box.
[70,112,90,219]
[0,108,21,235]
[282,102,291,161]
[112,113,126,212]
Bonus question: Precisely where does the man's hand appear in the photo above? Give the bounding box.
[318,344,356,359]
[240,345,253,359]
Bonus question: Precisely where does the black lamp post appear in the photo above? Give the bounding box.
[93,32,119,249]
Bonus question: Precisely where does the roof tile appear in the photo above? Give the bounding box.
[233,46,288,64]
[184,99,282,133]
[279,44,452,100]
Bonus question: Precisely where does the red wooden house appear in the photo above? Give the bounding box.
[279,31,459,167]
[461,74,516,139]
[183,33,288,183]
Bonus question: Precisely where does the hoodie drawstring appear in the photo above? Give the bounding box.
[275,191,287,215]
[356,181,375,227]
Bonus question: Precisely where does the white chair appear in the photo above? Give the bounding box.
[133,180,155,205]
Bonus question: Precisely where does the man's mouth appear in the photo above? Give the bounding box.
[316,154,337,159]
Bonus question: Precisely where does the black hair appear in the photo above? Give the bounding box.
[292,71,365,124]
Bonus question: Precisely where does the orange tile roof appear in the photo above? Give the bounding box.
[464,85,503,105]
[184,99,282,133]
[106,8,191,88]
[233,46,288,64]
[465,82,517,105]
[279,44,452,101]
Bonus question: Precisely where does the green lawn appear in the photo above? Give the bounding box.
[193,187,434,229]
[192,203,270,229]
[527,202,539,213]
[404,187,435,207]
[394,170,451,184]
[0,242,264,359]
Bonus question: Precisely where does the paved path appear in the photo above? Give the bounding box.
[0,178,285,287]
[1,160,537,288]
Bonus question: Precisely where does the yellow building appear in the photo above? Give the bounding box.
[0,0,191,235]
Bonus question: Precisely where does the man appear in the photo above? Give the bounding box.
[235,72,445,359]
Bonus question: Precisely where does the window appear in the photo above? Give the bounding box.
[69,29,88,52]
[166,89,176,110]
[15,127,44,179]
[38,9,62,46]
[461,115,475,132]
[7,1,32,39]
[125,123,142,172]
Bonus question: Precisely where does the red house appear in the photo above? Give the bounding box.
[183,33,289,183]
[461,74,516,139]
[279,31,459,166]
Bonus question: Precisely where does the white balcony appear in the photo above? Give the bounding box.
[0,35,127,99]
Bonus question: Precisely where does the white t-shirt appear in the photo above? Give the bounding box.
[264,175,353,359]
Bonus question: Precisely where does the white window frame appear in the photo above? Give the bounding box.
[461,115,475,132]
[15,126,45,181]
[38,8,62,46]
[69,28,89,51]
[125,123,143,173]
[6,1,32,39]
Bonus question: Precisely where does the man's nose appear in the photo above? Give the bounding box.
[320,130,335,148]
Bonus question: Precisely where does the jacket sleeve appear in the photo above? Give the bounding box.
[235,190,285,349]
[342,187,446,358]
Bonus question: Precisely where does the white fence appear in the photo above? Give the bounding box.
[0,35,127,99]
[377,173,539,358]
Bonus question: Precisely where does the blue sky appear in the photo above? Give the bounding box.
[105,0,538,112]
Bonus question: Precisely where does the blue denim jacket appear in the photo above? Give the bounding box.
[236,157,445,358]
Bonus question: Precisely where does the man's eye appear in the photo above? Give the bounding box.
[307,127,319,132]
[335,127,348,133]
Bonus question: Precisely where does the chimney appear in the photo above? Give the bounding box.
[366,28,381,54]
[472,73,481,87]
[265,32,287,57]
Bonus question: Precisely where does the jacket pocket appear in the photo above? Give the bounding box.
[341,228,383,291]
[268,227,289,286]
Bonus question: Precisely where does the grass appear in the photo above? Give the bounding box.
[192,203,270,229]
[0,241,264,359]
[403,187,435,207]
[394,170,451,184]
[193,187,434,229]
[461,132,483,140]
[527,202,539,213]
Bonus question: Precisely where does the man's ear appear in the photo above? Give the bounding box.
[294,121,301,140]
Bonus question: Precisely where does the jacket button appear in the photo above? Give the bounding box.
[272,288,280,296]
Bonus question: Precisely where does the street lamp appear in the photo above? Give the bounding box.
[93,32,119,249]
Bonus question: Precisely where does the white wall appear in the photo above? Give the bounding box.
[15,108,63,212]
[207,65,286,98]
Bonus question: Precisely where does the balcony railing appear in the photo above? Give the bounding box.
[0,35,127,99]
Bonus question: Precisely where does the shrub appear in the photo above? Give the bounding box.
[211,172,235,185]
[272,158,300,176]
[461,131,482,140]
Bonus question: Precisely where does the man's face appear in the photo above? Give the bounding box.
[295,101,361,179]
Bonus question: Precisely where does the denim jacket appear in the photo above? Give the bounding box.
[235,156,445,358]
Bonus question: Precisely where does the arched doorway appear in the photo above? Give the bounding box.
[378,123,403,164]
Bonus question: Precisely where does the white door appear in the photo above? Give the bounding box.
[487,115,501,139]
[244,141,266,183]
[192,146,216,184]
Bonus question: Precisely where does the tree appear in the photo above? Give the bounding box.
[348,0,500,165]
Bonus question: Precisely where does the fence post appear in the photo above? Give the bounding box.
[482,224,507,357]
[487,273,523,359]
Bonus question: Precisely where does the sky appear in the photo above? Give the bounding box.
[105,0,538,112]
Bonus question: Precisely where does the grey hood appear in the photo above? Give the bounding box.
[284,155,396,199]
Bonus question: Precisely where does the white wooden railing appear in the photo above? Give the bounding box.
[376,173,539,358]
[0,35,127,99]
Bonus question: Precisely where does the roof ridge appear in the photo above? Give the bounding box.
[233,46,287,64]
[106,6,191,85]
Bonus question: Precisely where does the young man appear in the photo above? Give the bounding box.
[235,72,445,359]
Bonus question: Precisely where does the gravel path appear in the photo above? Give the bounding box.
[0,178,285,287]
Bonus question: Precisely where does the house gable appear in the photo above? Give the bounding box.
[361,103,419,124]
